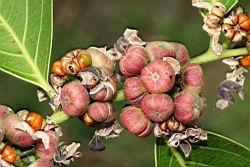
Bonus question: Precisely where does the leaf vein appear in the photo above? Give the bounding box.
[22,0,28,44]
[34,0,44,65]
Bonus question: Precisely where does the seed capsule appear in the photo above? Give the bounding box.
[140,60,175,93]
[119,45,149,77]
[4,114,34,148]
[36,130,59,160]
[52,60,66,76]
[85,102,116,127]
[239,55,250,67]
[123,77,147,107]
[174,90,204,125]
[146,41,176,61]
[87,47,115,72]
[1,145,17,164]
[182,63,204,93]
[222,8,250,43]
[141,94,174,122]
[26,112,46,131]
[60,81,90,117]
[120,106,153,137]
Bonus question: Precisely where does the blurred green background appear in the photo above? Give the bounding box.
[0,0,250,166]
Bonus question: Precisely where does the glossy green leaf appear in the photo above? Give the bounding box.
[202,0,238,12]
[0,0,54,94]
[155,131,250,167]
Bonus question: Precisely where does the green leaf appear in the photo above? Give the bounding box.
[155,131,250,167]
[199,0,238,16]
[0,0,55,96]
[203,0,238,12]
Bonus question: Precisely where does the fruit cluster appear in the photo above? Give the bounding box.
[119,40,205,138]
[0,105,62,167]
[50,48,120,130]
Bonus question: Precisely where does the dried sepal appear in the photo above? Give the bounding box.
[167,127,207,157]
[88,134,106,151]
[217,57,248,110]
[162,57,181,74]
[45,116,63,137]
[193,1,226,55]
[95,121,123,139]
[14,122,50,149]
[153,124,169,138]
[49,94,61,112]
[54,142,81,166]
[37,89,48,102]
[0,156,14,167]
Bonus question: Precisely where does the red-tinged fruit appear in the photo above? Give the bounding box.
[239,55,250,67]
[90,77,118,102]
[52,60,66,76]
[60,81,90,117]
[36,130,59,160]
[0,105,12,119]
[0,121,5,142]
[170,42,190,66]
[87,47,115,72]
[124,77,147,107]
[182,63,204,92]
[141,94,174,122]
[174,90,203,125]
[140,60,175,93]
[1,145,17,164]
[26,112,45,131]
[28,159,55,167]
[119,45,149,77]
[146,41,176,61]
[86,102,115,127]
[120,106,153,137]
[4,114,33,148]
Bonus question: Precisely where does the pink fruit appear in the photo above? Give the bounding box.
[123,77,147,107]
[170,42,190,66]
[36,130,59,160]
[119,45,149,77]
[146,41,176,61]
[0,105,12,118]
[120,106,153,137]
[28,159,54,167]
[4,114,33,148]
[140,60,175,93]
[174,90,203,125]
[90,77,118,102]
[0,121,5,142]
[60,81,90,117]
[87,102,115,126]
[87,47,115,72]
[182,64,203,92]
[141,94,174,122]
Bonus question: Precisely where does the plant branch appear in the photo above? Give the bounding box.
[49,110,71,125]
[191,47,249,64]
